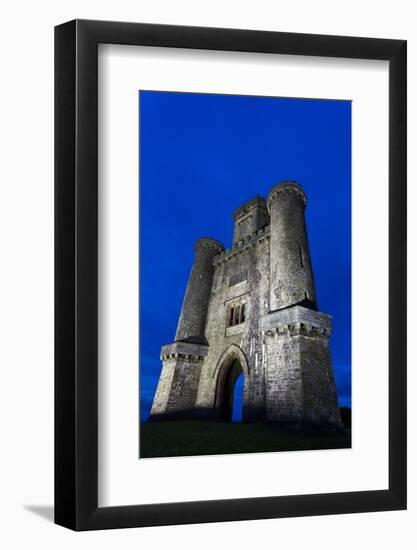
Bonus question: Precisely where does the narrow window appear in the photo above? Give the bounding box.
[241,303,246,323]
[298,246,304,267]
[228,307,234,327]
[234,305,241,325]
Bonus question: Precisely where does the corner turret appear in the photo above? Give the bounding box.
[267,181,317,311]
[174,237,224,344]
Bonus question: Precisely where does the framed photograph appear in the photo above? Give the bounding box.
[55,19,406,530]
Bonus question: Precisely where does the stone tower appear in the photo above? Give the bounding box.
[150,181,342,429]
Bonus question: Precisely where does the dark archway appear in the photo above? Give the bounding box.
[215,358,244,421]
[232,372,244,422]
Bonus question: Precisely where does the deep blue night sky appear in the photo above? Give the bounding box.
[139,91,351,422]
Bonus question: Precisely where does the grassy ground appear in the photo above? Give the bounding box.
[140,420,351,458]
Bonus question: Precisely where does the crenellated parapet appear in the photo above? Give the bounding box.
[195,237,224,254]
[267,180,307,210]
[260,305,331,335]
[233,195,268,220]
[160,341,209,361]
[262,323,331,339]
[213,225,270,266]
[233,195,269,243]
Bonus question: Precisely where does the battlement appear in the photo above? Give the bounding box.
[260,305,332,335]
[213,225,270,265]
[233,195,269,243]
[267,180,307,211]
[233,195,268,221]
[195,237,224,254]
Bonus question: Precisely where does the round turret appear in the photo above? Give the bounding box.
[267,180,317,311]
[175,237,224,343]
[195,237,224,255]
[267,181,307,210]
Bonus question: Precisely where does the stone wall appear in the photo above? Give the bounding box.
[233,195,270,243]
[299,334,342,427]
[195,226,270,420]
[149,359,176,416]
[263,325,342,428]
[264,333,304,423]
[150,341,207,418]
[261,306,342,427]
[150,355,204,418]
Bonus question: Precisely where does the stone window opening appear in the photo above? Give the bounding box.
[227,302,246,327]
[234,305,241,325]
[228,307,235,327]
[298,245,304,267]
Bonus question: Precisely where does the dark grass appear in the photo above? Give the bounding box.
[139,420,351,458]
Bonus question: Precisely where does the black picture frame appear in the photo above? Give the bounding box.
[55,19,407,531]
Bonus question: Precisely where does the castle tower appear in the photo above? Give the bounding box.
[233,195,269,244]
[262,181,342,428]
[149,181,343,430]
[267,181,317,311]
[175,237,224,344]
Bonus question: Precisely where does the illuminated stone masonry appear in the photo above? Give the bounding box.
[150,181,342,429]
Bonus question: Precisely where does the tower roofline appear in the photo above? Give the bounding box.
[233,195,267,221]
[195,237,224,254]
[267,180,307,210]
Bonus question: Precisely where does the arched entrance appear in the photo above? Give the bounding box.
[213,345,249,422]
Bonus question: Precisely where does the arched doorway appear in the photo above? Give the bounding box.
[232,372,244,422]
[213,345,249,422]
